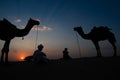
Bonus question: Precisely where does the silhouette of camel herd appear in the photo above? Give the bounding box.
[0,18,117,63]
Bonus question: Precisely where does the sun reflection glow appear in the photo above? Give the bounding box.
[20,56,24,60]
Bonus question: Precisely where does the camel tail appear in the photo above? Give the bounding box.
[108,31,116,43]
[112,34,116,43]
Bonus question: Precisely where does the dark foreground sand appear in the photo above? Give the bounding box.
[0,57,120,80]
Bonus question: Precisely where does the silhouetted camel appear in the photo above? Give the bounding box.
[74,26,116,57]
[0,18,40,63]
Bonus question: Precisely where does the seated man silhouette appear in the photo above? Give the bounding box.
[63,48,72,60]
[33,44,49,64]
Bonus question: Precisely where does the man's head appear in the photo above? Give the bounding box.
[38,44,44,51]
[65,48,68,51]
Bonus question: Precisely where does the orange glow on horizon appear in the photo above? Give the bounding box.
[20,56,24,60]
[17,51,32,61]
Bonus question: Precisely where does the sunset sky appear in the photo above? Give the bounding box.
[0,0,120,61]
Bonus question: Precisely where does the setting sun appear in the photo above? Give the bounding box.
[16,51,30,61]
[20,56,24,60]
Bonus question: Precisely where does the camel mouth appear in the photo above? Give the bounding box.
[36,21,40,25]
[37,22,40,25]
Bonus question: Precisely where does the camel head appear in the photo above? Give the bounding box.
[73,26,82,32]
[28,18,40,25]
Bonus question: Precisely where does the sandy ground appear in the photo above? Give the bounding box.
[0,57,120,80]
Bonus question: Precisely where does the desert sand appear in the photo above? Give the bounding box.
[0,57,120,80]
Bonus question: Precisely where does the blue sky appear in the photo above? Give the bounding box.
[0,0,120,61]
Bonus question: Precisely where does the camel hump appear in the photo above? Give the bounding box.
[0,18,16,30]
[91,26,111,32]
[0,19,6,26]
[0,18,11,25]
[3,18,12,24]
[99,26,111,30]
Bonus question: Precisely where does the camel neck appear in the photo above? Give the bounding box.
[77,30,90,40]
[15,22,34,37]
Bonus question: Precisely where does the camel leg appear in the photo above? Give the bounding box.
[108,40,117,56]
[1,40,10,63]
[1,51,4,63]
[92,41,102,57]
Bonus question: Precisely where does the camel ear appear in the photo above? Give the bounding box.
[3,18,8,22]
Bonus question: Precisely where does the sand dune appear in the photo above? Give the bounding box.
[0,57,120,80]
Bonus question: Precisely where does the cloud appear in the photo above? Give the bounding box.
[15,19,22,23]
[32,25,52,31]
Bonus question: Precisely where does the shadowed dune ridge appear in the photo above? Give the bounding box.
[0,57,120,80]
